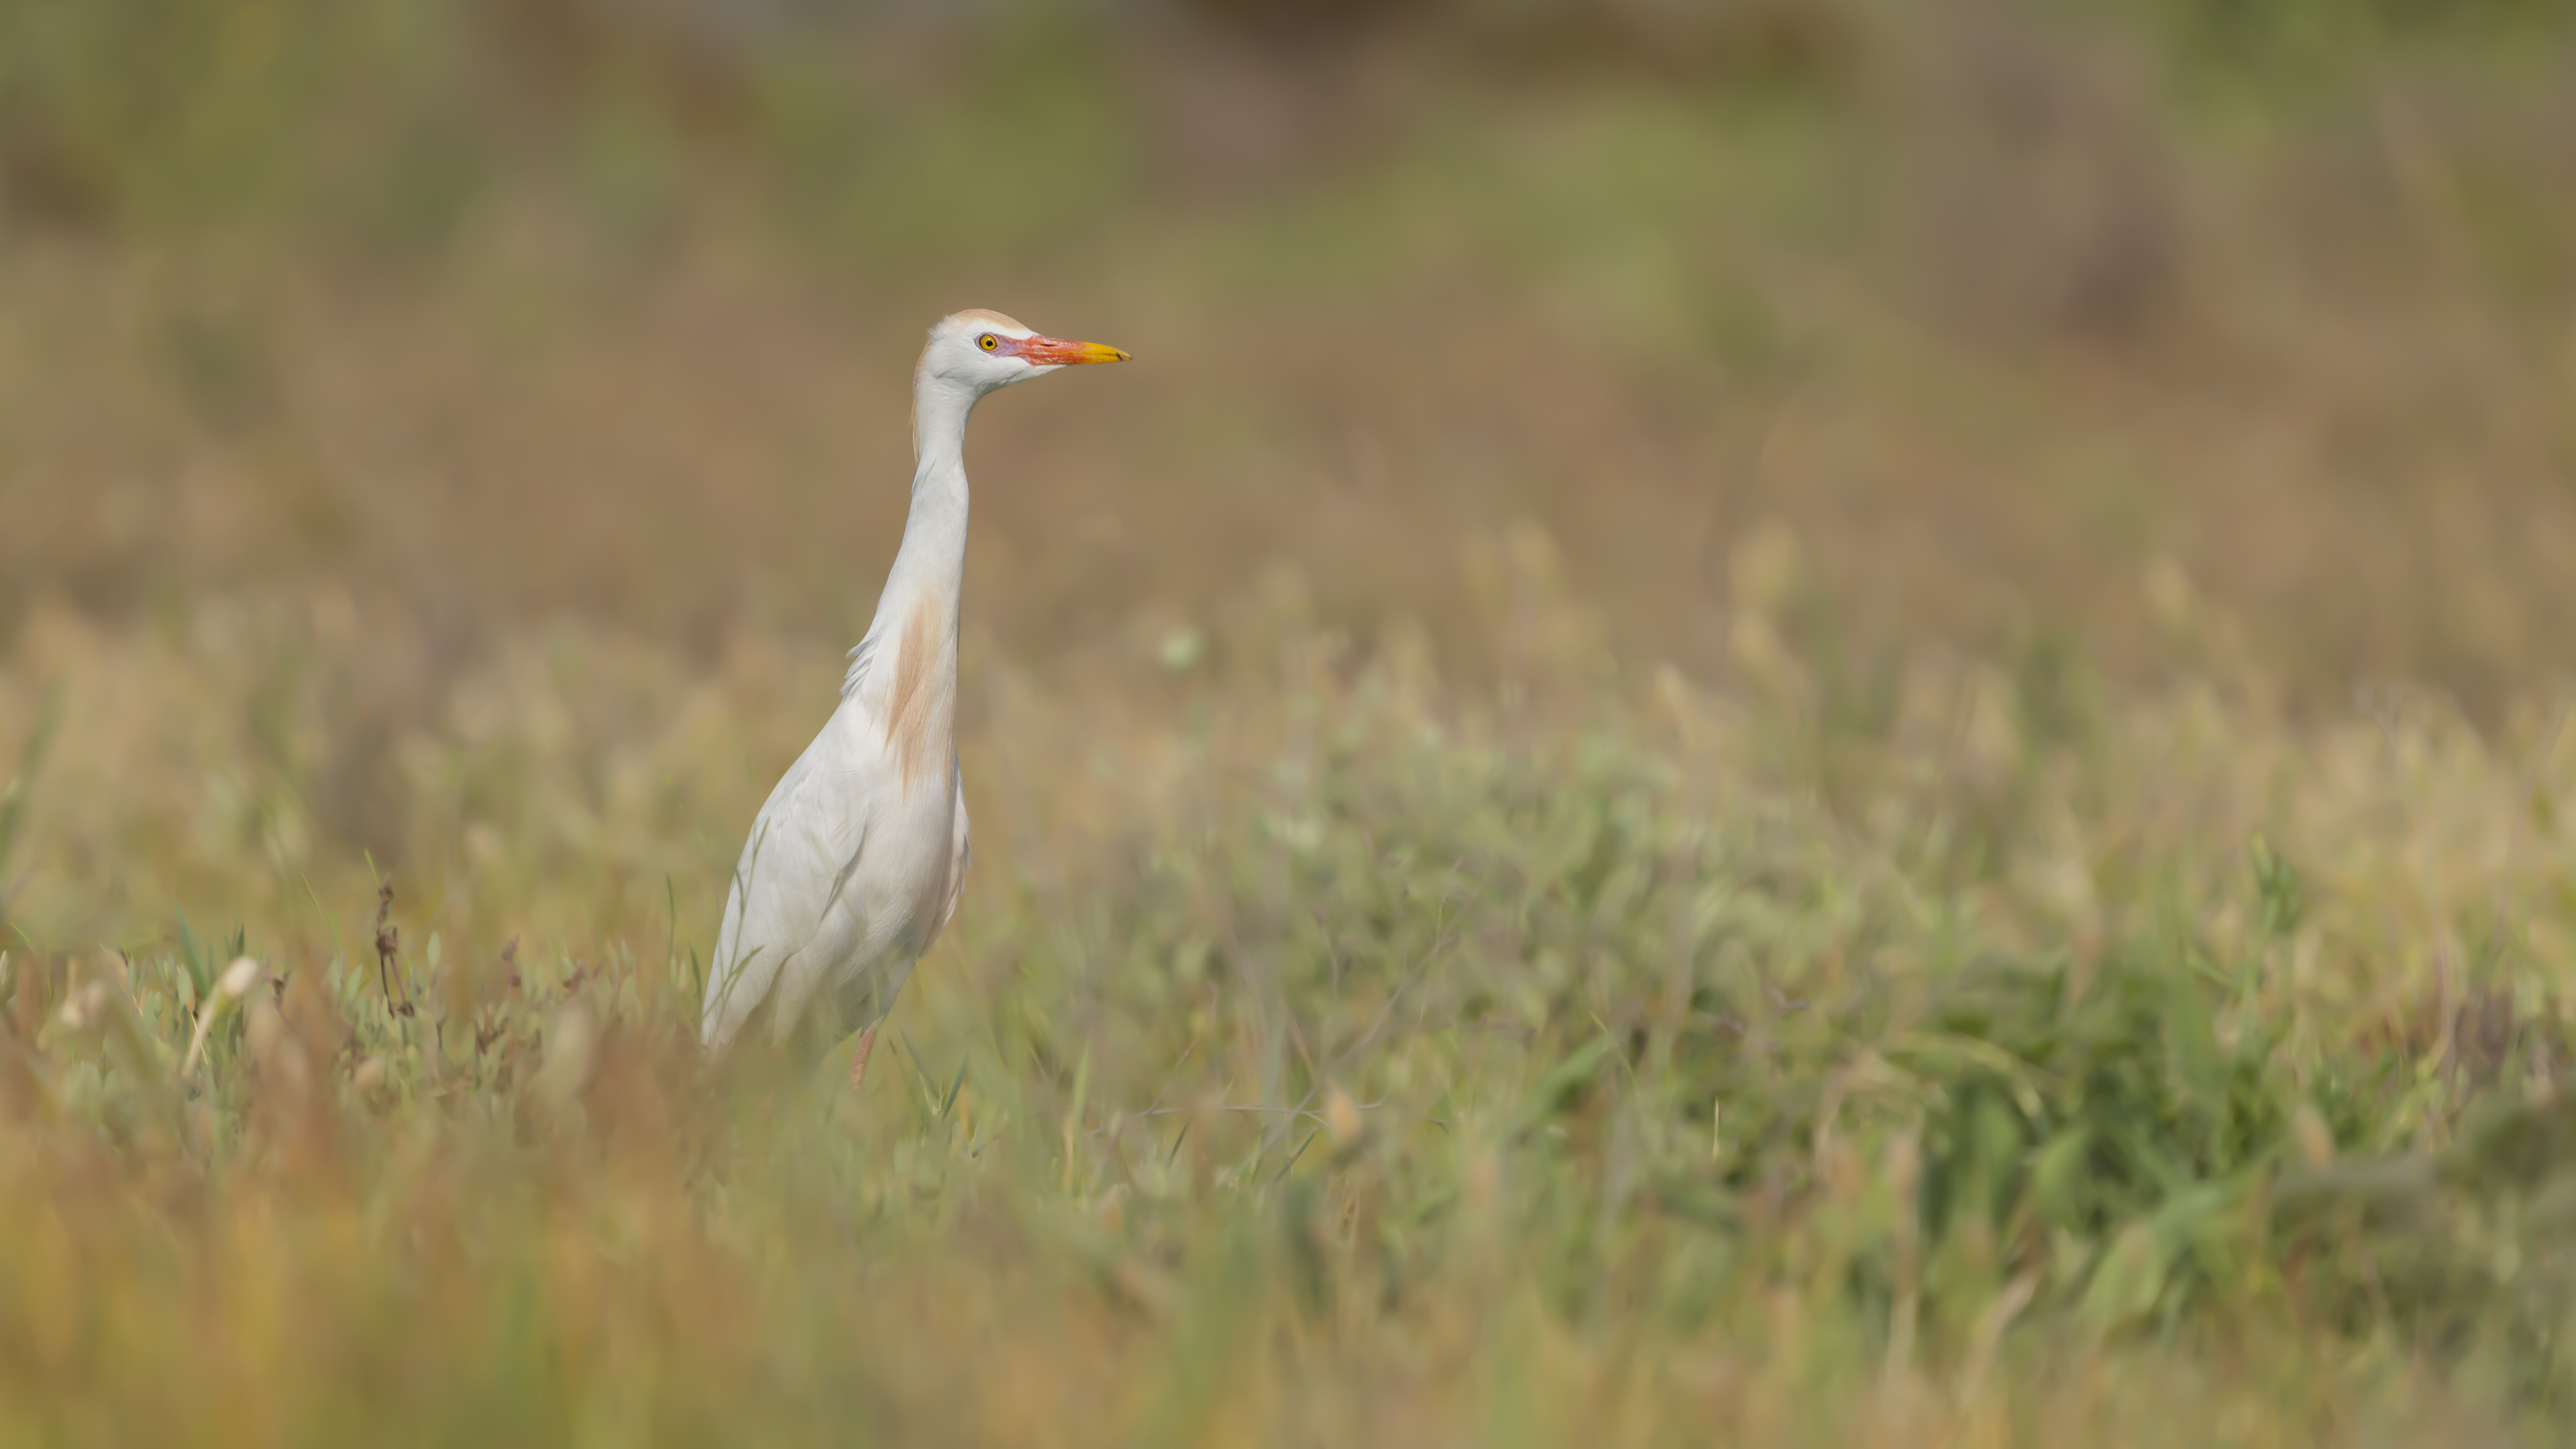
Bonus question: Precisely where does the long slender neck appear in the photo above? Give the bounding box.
[877,375,978,621]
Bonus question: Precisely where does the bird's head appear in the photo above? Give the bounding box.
[918,309,1130,396]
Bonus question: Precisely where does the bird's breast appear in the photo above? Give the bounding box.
[881,597,957,799]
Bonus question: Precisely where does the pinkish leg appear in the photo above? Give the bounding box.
[847,1026,879,1093]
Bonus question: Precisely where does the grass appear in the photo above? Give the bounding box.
[7,1,2576,1440]
[3,551,2575,1443]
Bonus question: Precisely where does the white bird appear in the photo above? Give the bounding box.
[702,309,1129,1087]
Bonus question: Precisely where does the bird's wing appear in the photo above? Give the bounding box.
[840,625,883,700]
[700,700,888,1053]
[937,762,972,933]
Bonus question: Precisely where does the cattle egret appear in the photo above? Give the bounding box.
[702,309,1130,1087]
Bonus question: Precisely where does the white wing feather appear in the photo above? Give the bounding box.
[701,678,969,1057]
[701,696,885,1051]
[942,763,972,930]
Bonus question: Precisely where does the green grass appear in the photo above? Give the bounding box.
[2,569,2573,1444]
[6,1,2576,1440]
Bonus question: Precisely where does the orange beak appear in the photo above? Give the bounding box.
[1008,334,1130,366]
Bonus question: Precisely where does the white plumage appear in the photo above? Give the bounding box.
[700,309,1129,1085]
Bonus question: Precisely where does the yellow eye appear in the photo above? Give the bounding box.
[978,334,999,352]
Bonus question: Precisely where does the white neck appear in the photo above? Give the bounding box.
[892,374,977,583]
[851,372,980,699]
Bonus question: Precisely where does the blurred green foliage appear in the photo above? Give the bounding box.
[4,3,2576,1437]
[7,0,2575,709]
[3,551,2576,1437]
[4,0,2559,247]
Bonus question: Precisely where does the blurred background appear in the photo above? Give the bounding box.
[3,0,2574,877]
[9,9,2576,1431]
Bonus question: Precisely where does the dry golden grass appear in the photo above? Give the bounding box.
[5,542,2576,1442]
[7,3,2576,1442]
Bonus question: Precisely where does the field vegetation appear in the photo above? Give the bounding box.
[4,0,2576,1442]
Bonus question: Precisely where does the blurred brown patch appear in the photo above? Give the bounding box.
[1,0,2571,737]
[2373,983,2564,1093]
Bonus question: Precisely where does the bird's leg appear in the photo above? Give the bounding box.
[847,1027,879,1093]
